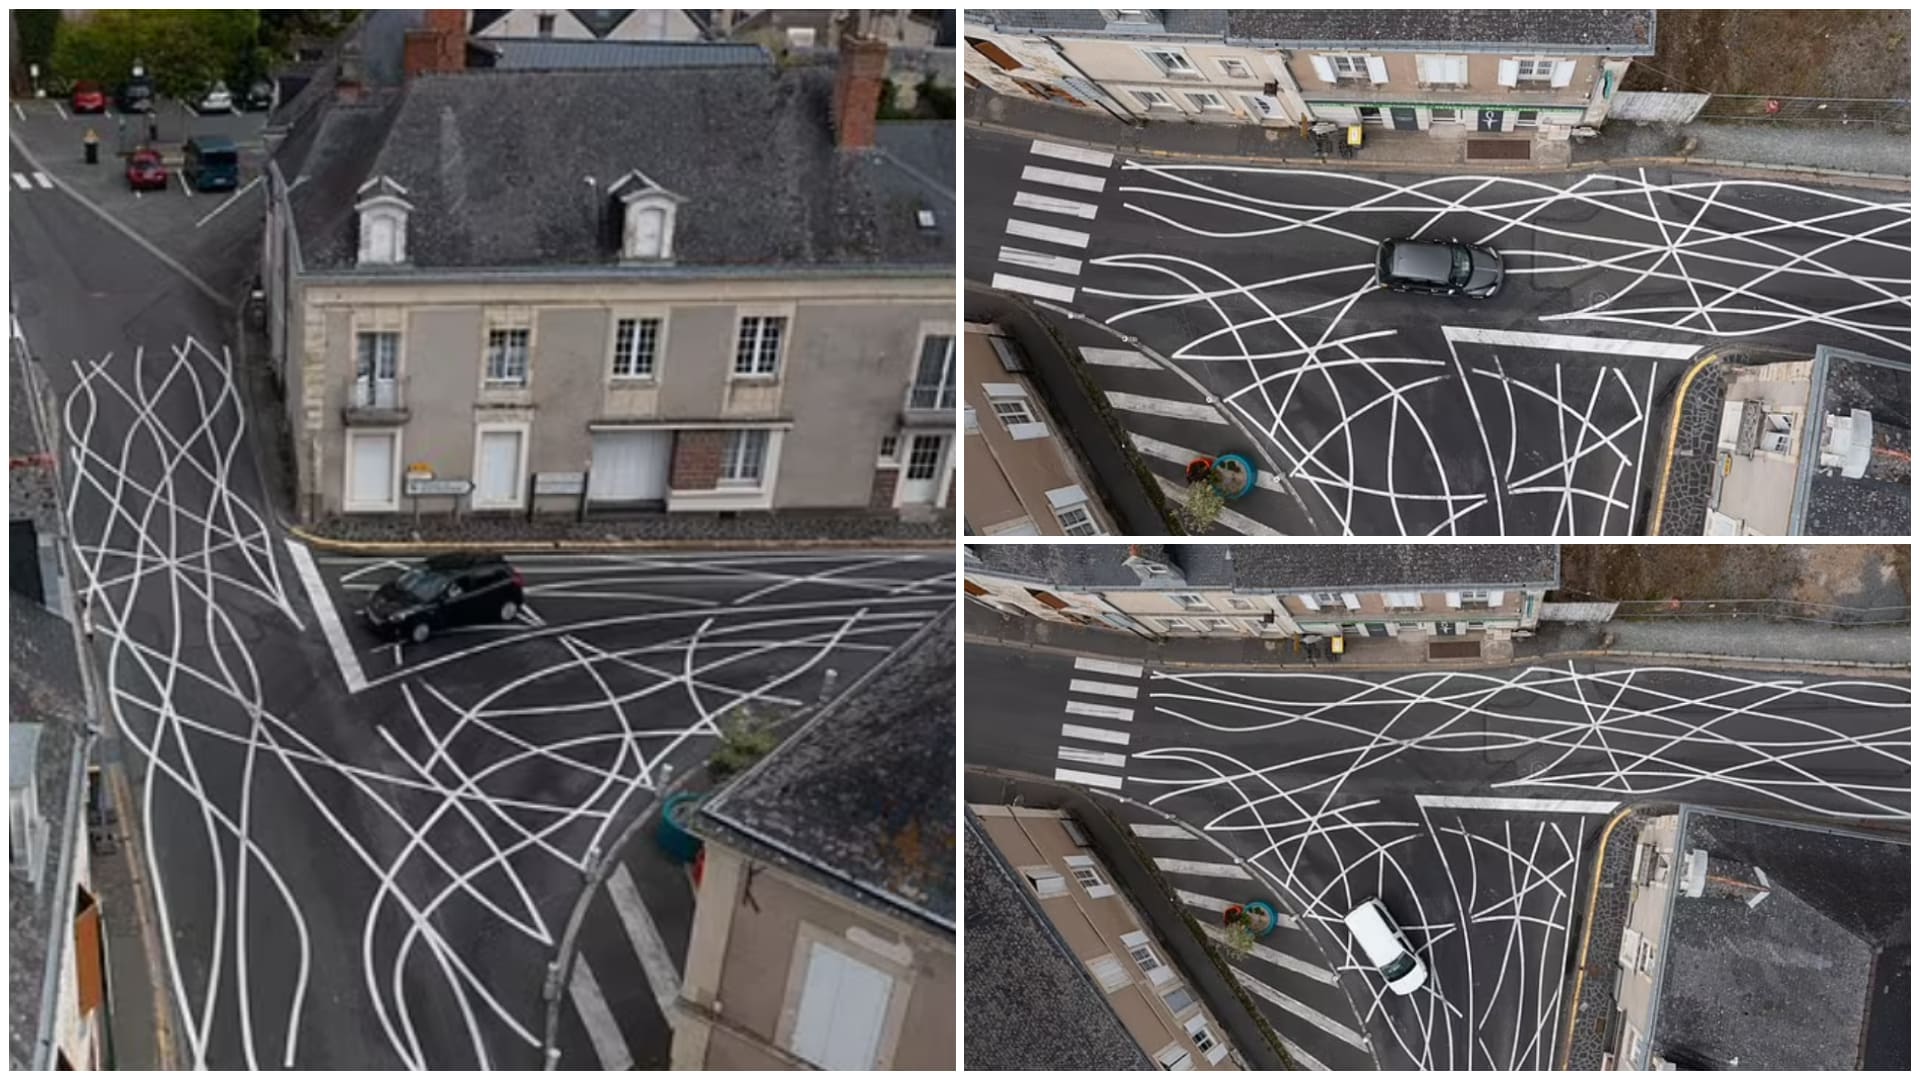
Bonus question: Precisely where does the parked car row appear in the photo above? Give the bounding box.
[68,77,275,116]
[118,136,241,193]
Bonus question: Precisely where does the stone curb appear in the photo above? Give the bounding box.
[1559,801,1647,1069]
[965,116,1912,187]
[282,522,954,555]
[963,631,1910,675]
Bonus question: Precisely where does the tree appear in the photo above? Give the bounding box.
[50,10,261,96]
[16,10,60,70]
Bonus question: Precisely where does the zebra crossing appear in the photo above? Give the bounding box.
[1110,806,1376,1071]
[1051,654,1142,791]
[12,171,53,190]
[990,139,1112,306]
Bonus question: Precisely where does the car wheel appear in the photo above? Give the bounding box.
[408,621,431,645]
[499,600,520,623]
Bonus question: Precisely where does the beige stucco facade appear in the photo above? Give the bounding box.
[964,322,1112,536]
[675,843,954,1070]
[1045,37,1306,125]
[961,26,1122,112]
[1284,49,1619,133]
[973,805,1240,1070]
[280,272,954,520]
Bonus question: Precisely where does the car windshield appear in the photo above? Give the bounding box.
[1382,951,1418,982]
[1448,245,1473,286]
[197,149,238,166]
[392,567,451,601]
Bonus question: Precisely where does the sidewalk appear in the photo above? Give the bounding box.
[964,601,1910,672]
[968,90,1910,184]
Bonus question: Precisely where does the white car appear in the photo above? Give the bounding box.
[196,81,233,114]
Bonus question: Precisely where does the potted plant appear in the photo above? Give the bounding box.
[1180,479,1226,533]
[1210,453,1257,500]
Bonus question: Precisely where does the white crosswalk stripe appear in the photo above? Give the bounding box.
[1155,857,1251,880]
[1058,745,1127,769]
[1158,476,1283,536]
[1014,189,1099,220]
[1132,822,1196,840]
[1199,923,1336,983]
[1021,163,1106,192]
[12,173,30,189]
[1281,1036,1331,1071]
[1061,723,1130,746]
[1029,139,1114,167]
[1080,346,1158,369]
[1074,656,1143,678]
[33,172,51,188]
[568,957,635,1070]
[1068,678,1138,699]
[1054,766,1124,790]
[1065,699,1134,722]
[989,272,1076,303]
[997,245,1082,276]
[1106,391,1228,424]
[1005,217,1091,249]
[1177,888,1236,912]
[1130,431,1292,497]
[1235,969,1372,1051]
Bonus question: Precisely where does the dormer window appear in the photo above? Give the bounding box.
[608,169,685,262]
[354,175,412,267]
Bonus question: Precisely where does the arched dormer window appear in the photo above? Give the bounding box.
[355,175,413,267]
[608,170,686,262]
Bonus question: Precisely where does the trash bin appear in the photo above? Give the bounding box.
[83,130,99,165]
[655,791,705,864]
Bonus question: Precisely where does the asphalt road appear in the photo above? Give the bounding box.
[964,128,1913,536]
[964,639,1910,1070]
[11,147,952,1067]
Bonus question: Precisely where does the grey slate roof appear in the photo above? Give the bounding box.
[1801,349,1910,537]
[285,65,952,273]
[481,38,769,70]
[1650,808,1909,1070]
[974,9,1226,38]
[696,607,956,930]
[1228,10,1657,52]
[963,813,1152,1071]
[966,544,1560,591]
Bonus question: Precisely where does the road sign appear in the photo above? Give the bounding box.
[406,477,471,497]
[533,471,587,496]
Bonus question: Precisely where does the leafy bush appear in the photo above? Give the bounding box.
[707,708,780,781]
[1181,480,1226,533]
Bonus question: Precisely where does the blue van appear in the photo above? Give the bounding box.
[183,135,240,192]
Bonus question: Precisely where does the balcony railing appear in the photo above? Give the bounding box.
[342,374,408,424]
[907,383,955,411]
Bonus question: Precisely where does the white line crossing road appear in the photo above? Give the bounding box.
[1105,391,1228,424]
[1014,189,1099,220]
[1005,217,1091,249]
[1064,699,1134,721]
[1058,746,1127,769]
[1158,476,1282,536]
[1199,924,1339,985]
[1074,656,1144,678]
[1414,794,1621,814]
[997,246,1083,275]
[1153,857,1251,880]
[1236,969,1373,1052]
[1029,139,1114,168]
[1052,767,1125,790]
[568,959,633,1070]
[1441,325,1701,360]
[1020,163,1107,192]
[1079,346,1160,369]
[1061,723,1131,746]
[989,272,1076,303]
[1068,677,1139,699]
[13,171,51,189]
[1133,822,1196,840]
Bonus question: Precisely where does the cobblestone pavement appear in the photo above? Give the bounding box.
[1563,804,1680,1069]
[1655,360,1729,535]
[303,509,955,546]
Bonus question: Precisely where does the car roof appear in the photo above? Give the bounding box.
[187,135,237,150]
[421,552,507,570]
[1385,239,1455,282]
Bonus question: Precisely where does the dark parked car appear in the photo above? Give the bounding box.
[70,80,107,113]
[243,80,276,112]
[125,149,168,191]
[363,554,525,644]
[1376,237,1504,299]
[115,78,154,114]
[182,135,239,191]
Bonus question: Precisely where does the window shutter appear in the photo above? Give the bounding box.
[1309,54,1336,83]
[1497,59,1519,87]
[1009,421,1050,440]
[1297,593,1320,611]
[1551,60,1576,88]
[1450,55,1469,85]
[1488,590,1506,606]
[1445,591,1462,609]
[1364,55,1388,84]
[1341,592,1361,611]
[1088,954,1130,991]
[74,892,104,1015]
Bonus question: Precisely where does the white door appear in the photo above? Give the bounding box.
[588,431,671,501]
[348,433,394,508]
[789,943,893,1069]
[477,430,523,506]
[900,433,946,504]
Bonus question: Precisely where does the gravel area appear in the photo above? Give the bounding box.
[304,509,954,546]
[1686,123,1911,177]
[1601,620,1909,666]
[1653,358,1727,535]
[1564,804,1678,1070]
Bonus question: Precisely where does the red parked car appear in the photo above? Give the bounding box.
[125,149,168,191]
[70,80,107,113]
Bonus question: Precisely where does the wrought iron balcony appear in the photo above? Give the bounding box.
[342,374,409,425]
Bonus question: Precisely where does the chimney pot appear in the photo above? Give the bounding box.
[832,33,889,150]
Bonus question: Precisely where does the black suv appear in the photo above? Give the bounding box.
[1376,238,1504,298]
[363,553,525,644]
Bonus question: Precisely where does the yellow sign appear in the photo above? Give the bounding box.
[1331,635,1346,654]
[405,462,434,477]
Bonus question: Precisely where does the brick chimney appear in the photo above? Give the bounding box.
[832,31,888,151]
[404,10,468,79]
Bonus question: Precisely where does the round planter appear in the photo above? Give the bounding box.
[1186,456,1217,484]
[1243,900,1279,938]
[655,791,706,864]
[1212,453,1257,500]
